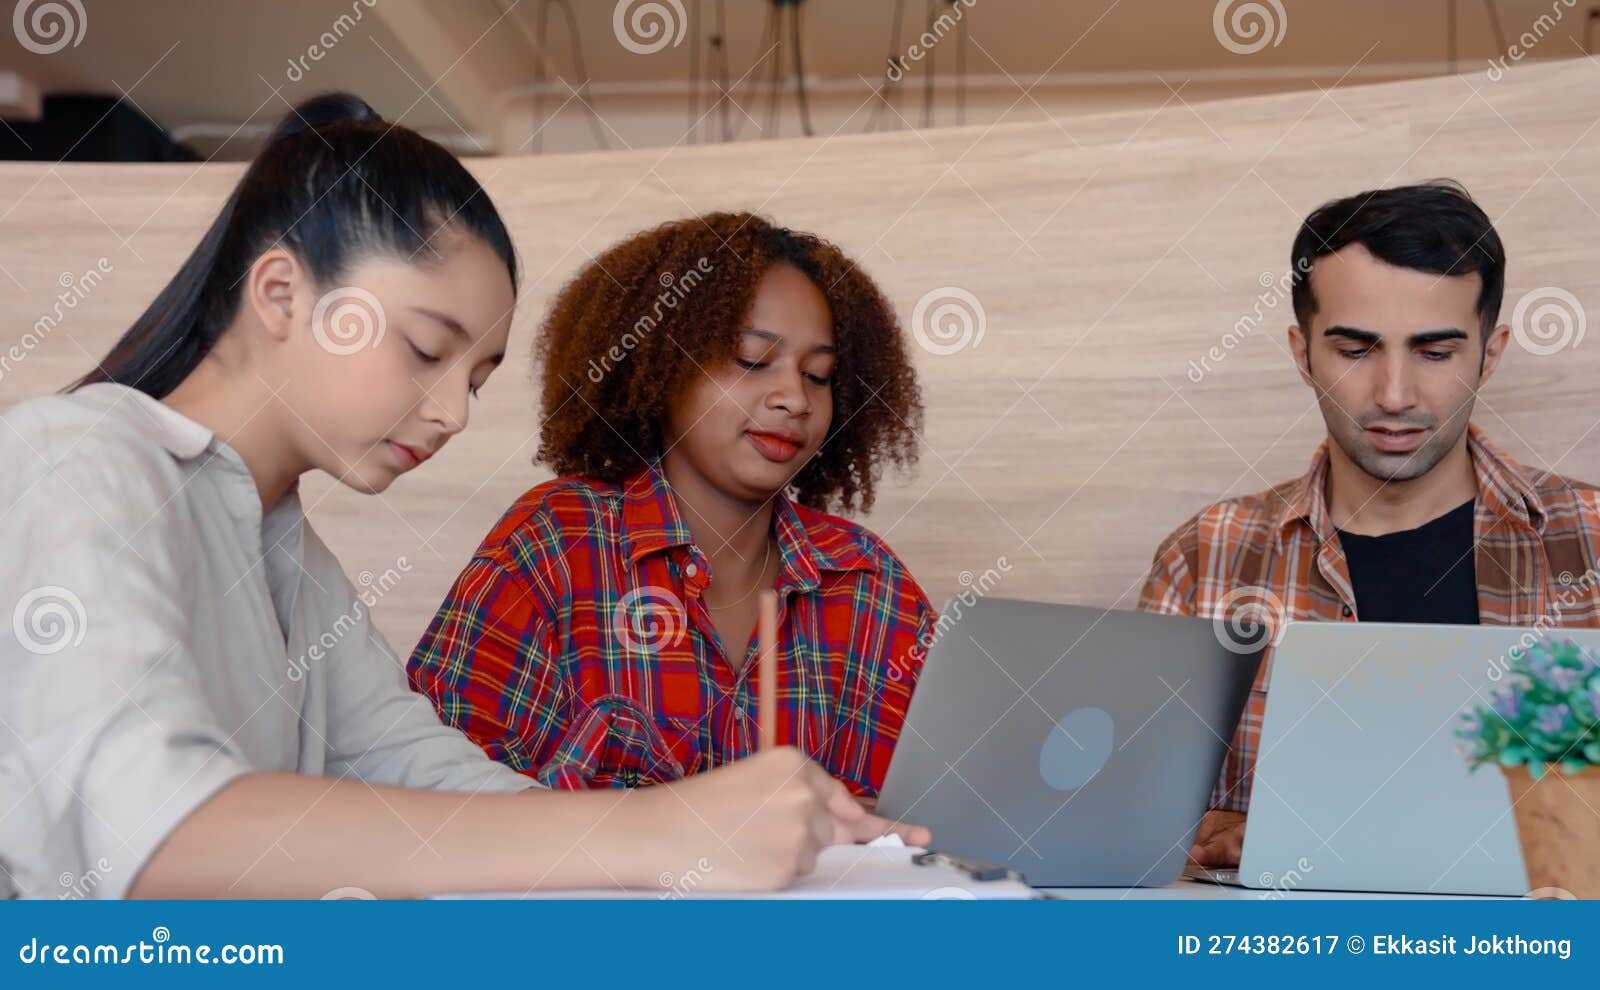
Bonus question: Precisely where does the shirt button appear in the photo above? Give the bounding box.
[1341,605,1353,618]
[734,706,747,720]
[685,564,698,577]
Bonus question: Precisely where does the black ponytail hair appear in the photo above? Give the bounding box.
[73,92,519,397]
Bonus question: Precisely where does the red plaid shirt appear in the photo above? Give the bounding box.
[1140,425,1600,814]
[408,462,935,796]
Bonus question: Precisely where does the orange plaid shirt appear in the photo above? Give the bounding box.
[1139,424,1600,813]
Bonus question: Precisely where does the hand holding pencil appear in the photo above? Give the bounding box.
[754,589,929,848]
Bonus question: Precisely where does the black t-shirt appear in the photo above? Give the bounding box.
[1335,498,1480,624]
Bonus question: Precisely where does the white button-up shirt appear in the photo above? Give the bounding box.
[0,383,534,899]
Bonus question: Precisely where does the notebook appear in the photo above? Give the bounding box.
[438,837,1040,900]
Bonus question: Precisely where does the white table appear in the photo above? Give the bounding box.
[1039,879,1509,900]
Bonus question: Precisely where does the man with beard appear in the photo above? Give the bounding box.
[1141,181,1600,869]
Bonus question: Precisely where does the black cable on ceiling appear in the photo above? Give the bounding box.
[507,0,610,154]
[1447,0,1458,74]
[865,0,908,133]
[688,0,702,143]
[546,0,612,151]
[789,0,814,137]
[1482,0,1507,54]
[762,1,784,138]
[711,0,732,141]
[722,0,780,142]
[921,0,939,128]
[920,0,970,129]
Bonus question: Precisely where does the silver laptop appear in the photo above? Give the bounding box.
[1191,621,1575,896]
[875,597,1263,887]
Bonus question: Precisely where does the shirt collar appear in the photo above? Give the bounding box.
[83,381,214,460]
[83,382,292,528]
[619,461,875,590]
[1273,423,1547,549]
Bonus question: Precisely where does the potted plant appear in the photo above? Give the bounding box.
[1456,636,1600,899]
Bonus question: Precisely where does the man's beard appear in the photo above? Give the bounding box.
[1322,402,1473,484]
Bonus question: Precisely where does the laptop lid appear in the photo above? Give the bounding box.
[1238,621,1570,896]
[876,597,1262,887]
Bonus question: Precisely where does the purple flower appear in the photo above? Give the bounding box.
[1537,704,1571,735]
[1528,650,1556,680]
[1547,665,1583,692]
[1576,647,1600,676]
[1491,687,1522,720]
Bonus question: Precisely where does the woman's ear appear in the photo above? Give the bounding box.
[246,248,303,343]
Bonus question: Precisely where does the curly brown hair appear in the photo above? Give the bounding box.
[533,212,923,514]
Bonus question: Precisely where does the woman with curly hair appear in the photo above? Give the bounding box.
[409,211,935,800]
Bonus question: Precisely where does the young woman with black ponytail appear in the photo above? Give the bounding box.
[0,93,926,900]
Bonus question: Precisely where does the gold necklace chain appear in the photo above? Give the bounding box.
[707,537,774,609]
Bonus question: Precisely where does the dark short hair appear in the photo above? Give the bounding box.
[1290,180,1505,340]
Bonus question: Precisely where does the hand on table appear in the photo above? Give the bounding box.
[1188,810,1247,868]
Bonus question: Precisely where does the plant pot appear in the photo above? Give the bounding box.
[1502,765,1600,899]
